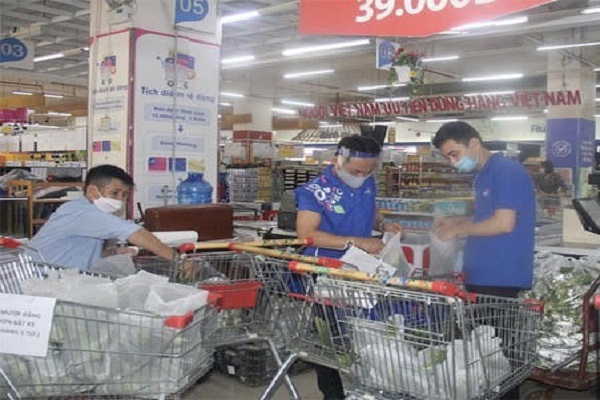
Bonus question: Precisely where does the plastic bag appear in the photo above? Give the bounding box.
[144,283,209,316]
[380,232,413,277]
[428,231,464,276]
[90,254,136,277]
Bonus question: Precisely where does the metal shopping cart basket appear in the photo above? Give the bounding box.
[261,263,543,400]
[0,248,218,399]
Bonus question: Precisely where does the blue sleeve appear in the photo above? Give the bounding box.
[295,186,323,214]
[64,208,141,241]
[493,162,526,211]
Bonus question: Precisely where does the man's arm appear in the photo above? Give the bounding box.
[127,228,175,260]
[435,209,516,241]
[296,210,384,254]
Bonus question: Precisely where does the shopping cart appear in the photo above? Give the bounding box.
[524,273,600,399]
[261,262,543,400]
[0,248,218,399]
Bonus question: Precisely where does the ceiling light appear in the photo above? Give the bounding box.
[282,39,370,56]
[358,83,406,91]
[284,69,334,79]
[219,102,232,106]
[595,68,600,72]
[272,107,297,115]
[222,55,255,64]
[282,99,315,107]
[422,55,459,63]
[47,111,72,117]
[491,116,528,121]
[396,117,419,122]
[221,10,260,24]
[30,124,61,129]
[374,97,409,102]
[426,119,459,123]
[319,123,343,128]
[368,122,394,126]
[452,16,527,31]
[537,42,600,51]
[220,91,244,98]
[581,7,600,14]
[33,52,65,62]
[12,91,33,96]
[543,109,548,114]
[462,73,523,82]
[44,94,64,99]
[464,90,515,96]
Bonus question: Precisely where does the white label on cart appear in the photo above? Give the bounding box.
[0,293,56,357]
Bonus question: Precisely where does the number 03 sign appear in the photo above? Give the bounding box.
[300,0,554,37]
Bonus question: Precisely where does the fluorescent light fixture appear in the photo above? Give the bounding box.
[595,68,600,72]
[374,97,409,102]
[284,69,334,79]
[222,55,255,64]
[491,116,528,121]
[33,52,65,62]
[220,91,244,98]
[282,39,370,56]
[44,93,64,99]
[368,122,394,126]
[82,47,89,52]
[464,90,515,97]
[462,73,523,82]
[221,10,259,24]
[596,98,600,102]
[422,55,459,63]
[396,116,419,122]
[581,7,600,15]
[596,114,600,118]
[271,107,297,115]
[12,91,33,96]
[543,109,548,114]
[282,99,315,107]
[358,83,406,91]
[219,102,232,106]
[426,119,458,123]
[319,123,343,128]
[453,16,527,31]
[47,111,72,117]
[537,42,600,51]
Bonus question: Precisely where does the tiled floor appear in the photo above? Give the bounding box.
[182,369,600,400]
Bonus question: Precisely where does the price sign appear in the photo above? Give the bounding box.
[300,0,554,37]
[0,37,33,70]
[173,0,217,34]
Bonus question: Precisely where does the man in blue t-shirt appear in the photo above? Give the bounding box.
[295,135,403,400]
[29,165,175,269]
[432,122,535,399]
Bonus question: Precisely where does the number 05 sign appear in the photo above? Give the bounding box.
[300,0,554,37]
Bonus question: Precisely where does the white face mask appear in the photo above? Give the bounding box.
[336,167,370,189]
[93,189,123,214]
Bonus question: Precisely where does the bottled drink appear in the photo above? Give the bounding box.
[177,172,213,204]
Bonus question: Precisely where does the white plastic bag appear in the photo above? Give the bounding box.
[90,254,137,277]
[144,283,209,316]
[380,233,413,277]
[428,231,464,276]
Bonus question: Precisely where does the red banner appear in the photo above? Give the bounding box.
[0,108,28,123]
[300,0,554,37]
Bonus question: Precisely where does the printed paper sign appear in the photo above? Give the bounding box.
[0,293,56,357]
[300,0,554,37]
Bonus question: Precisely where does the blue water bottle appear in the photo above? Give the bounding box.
[177,172,213,204]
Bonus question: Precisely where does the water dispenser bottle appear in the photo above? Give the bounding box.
[177,172,213,204]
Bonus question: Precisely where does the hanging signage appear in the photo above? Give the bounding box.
[173,0,217,34]
[299,90,582,119]
[376,39,400,70]
[0,37,33,70]
[300,0,554,37]
[0,108,28,123]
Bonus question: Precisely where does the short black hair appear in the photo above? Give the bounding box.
[432,121,482,149]
[541,160,554,173]
[336,135,381,157]
[85,165,134,190]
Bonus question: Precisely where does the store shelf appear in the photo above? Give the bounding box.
[381,210,435,217]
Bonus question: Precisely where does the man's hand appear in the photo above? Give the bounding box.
[434,217,470,241]
[382,221,404,235]
[353,237,385,255]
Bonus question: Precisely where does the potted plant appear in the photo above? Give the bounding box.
[389,47,425,96]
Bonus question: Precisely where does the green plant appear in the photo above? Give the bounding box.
[388,47,425,96]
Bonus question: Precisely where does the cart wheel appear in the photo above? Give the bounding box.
[523,386,554,400]
[168,80,174,87]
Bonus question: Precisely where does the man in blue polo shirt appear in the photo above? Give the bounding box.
[432,121,535,400]
[295,135,403,400]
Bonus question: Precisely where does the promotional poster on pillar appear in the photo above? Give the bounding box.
[133,30,220,209]
[88,30,131,170]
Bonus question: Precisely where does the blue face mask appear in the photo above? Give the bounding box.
[454,155,478,173]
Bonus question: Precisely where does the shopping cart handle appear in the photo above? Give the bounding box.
[164,311,194,329]
[0,237,22,249]
[178,242,196,253]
